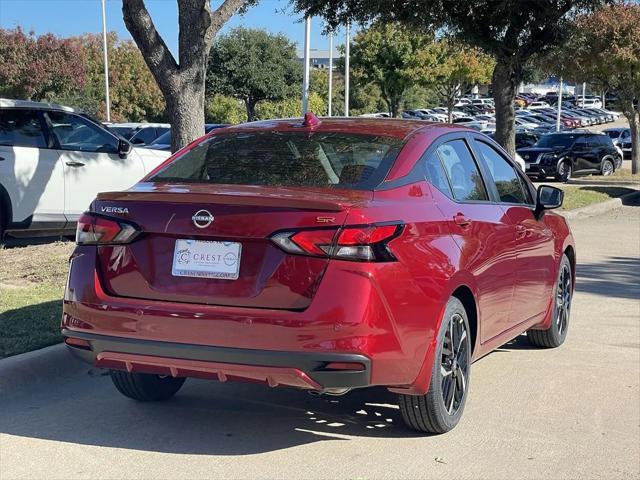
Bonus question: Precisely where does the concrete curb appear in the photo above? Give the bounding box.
[561,190,640,220]
[0,343,85,392]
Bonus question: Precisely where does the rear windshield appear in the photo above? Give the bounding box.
[148,131,404,190]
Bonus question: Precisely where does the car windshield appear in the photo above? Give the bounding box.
[535,134,578,149]
[148,131,404,190]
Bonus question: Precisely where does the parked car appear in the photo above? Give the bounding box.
[62,115,575,435]
[528,101,551,110]
[109,123,170,145]
[517,131,622,181]
[143,124,228,152]
[0,99,170,241]
[577,98,603,109]
[452,116,488,130]
[603,128,631,152]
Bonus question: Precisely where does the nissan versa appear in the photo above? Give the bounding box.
[62,115,576,434]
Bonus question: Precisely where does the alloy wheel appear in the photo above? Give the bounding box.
[555,264,572,336]
[602,160,614,176]
[440,312,469,415]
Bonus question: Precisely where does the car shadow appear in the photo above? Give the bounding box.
[576,256,640,300]
[0,373,425,456]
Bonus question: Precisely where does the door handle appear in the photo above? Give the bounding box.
[0,156,5,161]
[453,213,472,227]
[65,161,85,167]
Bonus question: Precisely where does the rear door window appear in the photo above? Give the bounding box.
[149,131,403,190]
[0,109,47,148]
[475,141,531,205]
[435,139,488,202]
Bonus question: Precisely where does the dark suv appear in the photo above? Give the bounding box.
[517,132,622,182]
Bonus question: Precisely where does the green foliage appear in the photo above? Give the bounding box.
[206,95,246,124]
[349,23,432,117]
[426,39,494,120]
[207,28,302,121]
[256,92,325,120]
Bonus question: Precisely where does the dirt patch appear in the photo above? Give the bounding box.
[0,241,74,286]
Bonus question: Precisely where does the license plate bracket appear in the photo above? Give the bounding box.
[172,239,241,280]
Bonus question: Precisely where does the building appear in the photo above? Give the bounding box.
[296,49,343,69]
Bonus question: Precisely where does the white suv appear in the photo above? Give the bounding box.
[0,99,170,241]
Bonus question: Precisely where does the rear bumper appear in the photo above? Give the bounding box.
[63,329,371,391]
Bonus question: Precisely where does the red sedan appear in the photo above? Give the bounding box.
[62,115,575,434]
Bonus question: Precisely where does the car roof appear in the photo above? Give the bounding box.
[111,122,171,128]
[0,98,77,112]
[218,116,466,141]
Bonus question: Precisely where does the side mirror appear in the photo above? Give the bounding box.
[536,185,563,216]
[118,139,132,159]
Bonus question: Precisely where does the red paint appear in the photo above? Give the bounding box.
[62,119,575,395]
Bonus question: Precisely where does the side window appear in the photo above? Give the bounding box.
[436,139,488,202]
[475,141,530,204]
[574,136,588,148]
[0,109,47,148]
[424,151,453,198]
[46,112,118,153]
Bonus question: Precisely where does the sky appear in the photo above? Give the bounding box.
[0,0,347,55]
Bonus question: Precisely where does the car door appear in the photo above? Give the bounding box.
[471,138,556,326]
[44,111,145,222]
[0,108,65,228]
[571,136,593,173]
[425,137,517,343]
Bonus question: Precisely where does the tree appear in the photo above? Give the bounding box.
[427,40,494,122]
[292,0,608,156]
[207,28,302,121]
[122,0,254,152]
[0,27,86,101]
[548,3,640,173]
[349,23,431,117]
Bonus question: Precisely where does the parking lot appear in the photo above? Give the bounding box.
[1,199,638,480]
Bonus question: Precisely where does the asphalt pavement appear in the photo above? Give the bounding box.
[1,202,639,480]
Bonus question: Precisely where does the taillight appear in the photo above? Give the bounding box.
[76,213,140,245]
[270,224,402,262]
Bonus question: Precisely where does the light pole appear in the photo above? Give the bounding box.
[101,0,111,122]
[556,77,563,132]
[301,17,311,115]
[344,23,350,117]
[328,32,333,117]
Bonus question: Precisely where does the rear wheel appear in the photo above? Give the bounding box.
[527,254,572,348]
[398,297,471,434]
[555,160,572,183]
[601,159,614,176]
[110,370,186,401]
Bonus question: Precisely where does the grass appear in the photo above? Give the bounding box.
[582,168,640,184]
[0,241,74,358]
[559,185,636,210]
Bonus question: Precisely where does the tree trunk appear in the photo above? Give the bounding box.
[166,80,205,153]
[245,98,257,122]
[122,0,248,152]
[629,111,639,174]
[492,57,519,157]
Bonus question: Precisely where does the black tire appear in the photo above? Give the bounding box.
[398,297,471,434]
[527,254,572,348]
[601,158,614,176]
[615,156,623,170]
[555,160,572,183]
[110,370,186,401]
